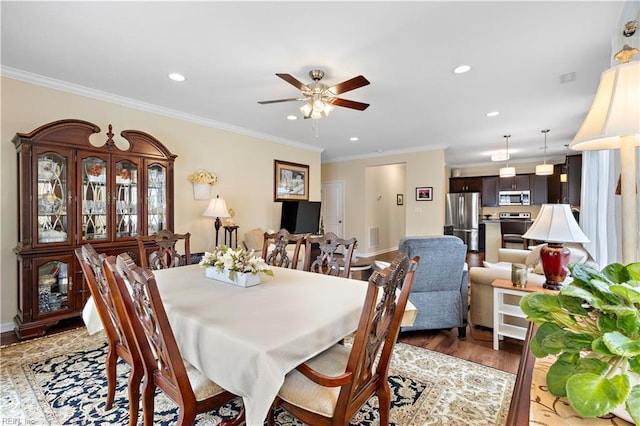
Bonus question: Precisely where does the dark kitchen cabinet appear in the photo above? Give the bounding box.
[481,176,499,207]
[499,174,531,191]
[547,155,582,206]
[450,177,483,193]
[530,174,548,205]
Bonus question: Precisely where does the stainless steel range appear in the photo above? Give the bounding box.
[499,212,531,220]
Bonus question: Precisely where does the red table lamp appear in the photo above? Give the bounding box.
[522,204,590,290]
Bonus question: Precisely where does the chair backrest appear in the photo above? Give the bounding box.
[261,228,304,269]
[136,229,191,270]
[398,236,467,293]
[337,254,419,418]
[500,220,529,237]
[108,252,196,406]
[303,232,357,278]
[74,244,134,357]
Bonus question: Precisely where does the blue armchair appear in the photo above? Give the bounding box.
[398,236,468,338]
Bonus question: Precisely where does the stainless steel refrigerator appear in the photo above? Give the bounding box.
[445,192,481,252]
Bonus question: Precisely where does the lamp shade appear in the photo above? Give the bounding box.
[203,196,230,218]
[535,163,554,175]
[522,204,589,244]
[571,61,640,151]
[499,166,515,178]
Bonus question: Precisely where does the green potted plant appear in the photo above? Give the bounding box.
[520,262,640,424]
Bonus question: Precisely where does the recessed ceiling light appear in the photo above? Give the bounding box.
[168,73,186,82]
[453,65,471,74]
[286,115,297,120]
[491,152,510,162]
[486,111,500,117]
[350,137,359,142]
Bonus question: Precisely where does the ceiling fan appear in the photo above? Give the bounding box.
[258,69,370,119]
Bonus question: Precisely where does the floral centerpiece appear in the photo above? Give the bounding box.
[188,169,218,199]
[199,245,273,287]
[188,169,218,185]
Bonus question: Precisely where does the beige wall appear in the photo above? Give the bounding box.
[0,77,321,327]
[322,149,446,255]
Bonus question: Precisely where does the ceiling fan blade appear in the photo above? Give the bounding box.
[332,98,370,111]
[257,98,304,105]
[328,75,370,95]
[276,73,309,91]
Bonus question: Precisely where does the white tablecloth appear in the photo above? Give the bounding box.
[82,264,417,425]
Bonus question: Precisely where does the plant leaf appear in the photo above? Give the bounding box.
[627,262,640,280]
[603,332,640,357]
[576,357,609,375]
[547,359,577,396]
[610,283,640,304]
[629,356,640,375]
[602,262,630,283]
[566,373,629,417]
[521,293,563,317]
[626,384,640,424]
[531,323,563,357]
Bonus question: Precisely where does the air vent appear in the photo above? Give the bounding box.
[369,227,379,248]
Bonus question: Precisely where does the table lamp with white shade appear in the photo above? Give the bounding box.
[522,204,590,290]
[202,195,230,247]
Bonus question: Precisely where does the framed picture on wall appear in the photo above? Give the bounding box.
[274,160,309,201]
[416,186,433,201]
[397,194,404,205]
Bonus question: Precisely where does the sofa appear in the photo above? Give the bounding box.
[397,236,469,338]
[469,243,594,329]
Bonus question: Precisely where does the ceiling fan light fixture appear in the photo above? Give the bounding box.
[300,103,312,117]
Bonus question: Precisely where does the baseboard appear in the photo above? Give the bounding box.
[1,322,15,333]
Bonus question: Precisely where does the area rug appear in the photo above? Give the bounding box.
[0,328,515,425]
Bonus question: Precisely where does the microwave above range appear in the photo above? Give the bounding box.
[498,190,530,206]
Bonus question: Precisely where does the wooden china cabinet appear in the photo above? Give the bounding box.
[13,119,176,339]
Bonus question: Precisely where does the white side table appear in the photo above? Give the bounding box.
[492,278,557,350]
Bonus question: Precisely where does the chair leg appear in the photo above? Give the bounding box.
[105,349,117,410]
[378,383,391,426]
[141,378,155,426]
[458,326,467,339]
[127,365,143,426]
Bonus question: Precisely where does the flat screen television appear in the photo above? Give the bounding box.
[280,201,321,234]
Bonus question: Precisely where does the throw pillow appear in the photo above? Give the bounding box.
[244,228,265,252]
[525,244,544,271]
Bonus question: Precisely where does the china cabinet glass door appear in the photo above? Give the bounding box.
[81,155,108,241]
[115,159,138,238]
[147,163,167,234]
[36,151,69,244]
[36,258,71,315]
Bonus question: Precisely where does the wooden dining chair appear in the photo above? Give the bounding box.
[106,253,244,426]
[268,253,419,426]
[261,228,305,269]
[303,232,357,278]
[135,229,191,270]
[74,244,142,426]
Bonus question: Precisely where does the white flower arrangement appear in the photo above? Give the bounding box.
[188,169,218,185]
[199,245,273,280]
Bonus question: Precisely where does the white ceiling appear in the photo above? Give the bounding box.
[0,1,627,167]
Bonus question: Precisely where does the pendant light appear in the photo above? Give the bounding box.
[499,134,516,178]
[536,129,554,175]
[560,144,569,183]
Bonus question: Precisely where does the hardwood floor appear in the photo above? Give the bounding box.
[1,251,523,375]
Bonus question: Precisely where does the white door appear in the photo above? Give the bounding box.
[321,182,344,237]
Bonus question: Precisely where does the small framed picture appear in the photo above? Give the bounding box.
[416,187,433,201]
[396,194,404,205]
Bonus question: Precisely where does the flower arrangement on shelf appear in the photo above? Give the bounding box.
[188,169,218,185]
[199,245,273,280]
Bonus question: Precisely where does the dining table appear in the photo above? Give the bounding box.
[83,264,416,425]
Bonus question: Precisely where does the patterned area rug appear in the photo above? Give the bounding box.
[0,328,515,425]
